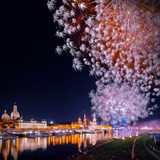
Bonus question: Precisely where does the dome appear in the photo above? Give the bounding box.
[11,112,20,120]
[1,110,10,121]
[13,104,17,110]
[11,104,20,120]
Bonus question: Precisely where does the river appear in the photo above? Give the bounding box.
[0,132,115,160]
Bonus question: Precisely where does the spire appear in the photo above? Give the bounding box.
[93,113,96,123]
[13,103,18,112]
[4,110,6,114]
[83,111,87,127]
[84,110,86,119]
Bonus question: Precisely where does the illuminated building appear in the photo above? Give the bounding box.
[88,113,112,130]
[89,113,98,129]
[18,119,47,129]
[71,122,83,129]
[1,110,10,121]
[11,104,20,120]
[49,116,86,130]
[83,113,87,128]
[70,117,84,129]
[92,113,97,126]
[78,117,82,124]
[0,104,47,129]
[48,113,112,130]
[1,110,14,128]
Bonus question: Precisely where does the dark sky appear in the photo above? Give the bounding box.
[0,1,159,124]
[0,0,96,123]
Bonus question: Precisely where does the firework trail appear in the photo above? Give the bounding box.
[48,0,160,124]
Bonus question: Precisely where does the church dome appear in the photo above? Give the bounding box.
[11,104,20,120]
[1,110,10,121]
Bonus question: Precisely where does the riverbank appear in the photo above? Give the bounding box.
[73,137,136,160]
[135,135,160,160]
[73,135,160,160]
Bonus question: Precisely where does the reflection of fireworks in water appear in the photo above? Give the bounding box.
[48,0,160,124]
[89,83,158,125]
[48,0,160,95]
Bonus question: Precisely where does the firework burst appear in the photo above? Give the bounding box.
[48,0,160,95]
[48,0,160,123]
[90,83,157,125]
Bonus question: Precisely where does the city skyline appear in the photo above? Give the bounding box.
[0,0,160,124]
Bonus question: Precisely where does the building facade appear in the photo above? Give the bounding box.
[18,120,47,129]
[49,113,112,130]
[0,104,47,129]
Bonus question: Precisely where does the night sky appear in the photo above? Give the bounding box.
[0,1,159,124]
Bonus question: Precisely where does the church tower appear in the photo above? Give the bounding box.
[92,113,97,126]
[11,104,20,120]
[78,117,82,124]
[83,113,87,127]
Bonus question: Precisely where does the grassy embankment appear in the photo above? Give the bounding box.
[75,137,136,160]
[135,135,158,160]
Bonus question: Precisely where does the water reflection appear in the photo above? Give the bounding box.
[0,130,137,160]
[0,132,108,160]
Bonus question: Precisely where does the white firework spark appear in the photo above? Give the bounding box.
[47,0,56,11]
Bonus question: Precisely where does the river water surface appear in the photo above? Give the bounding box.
[0,132,116,160]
